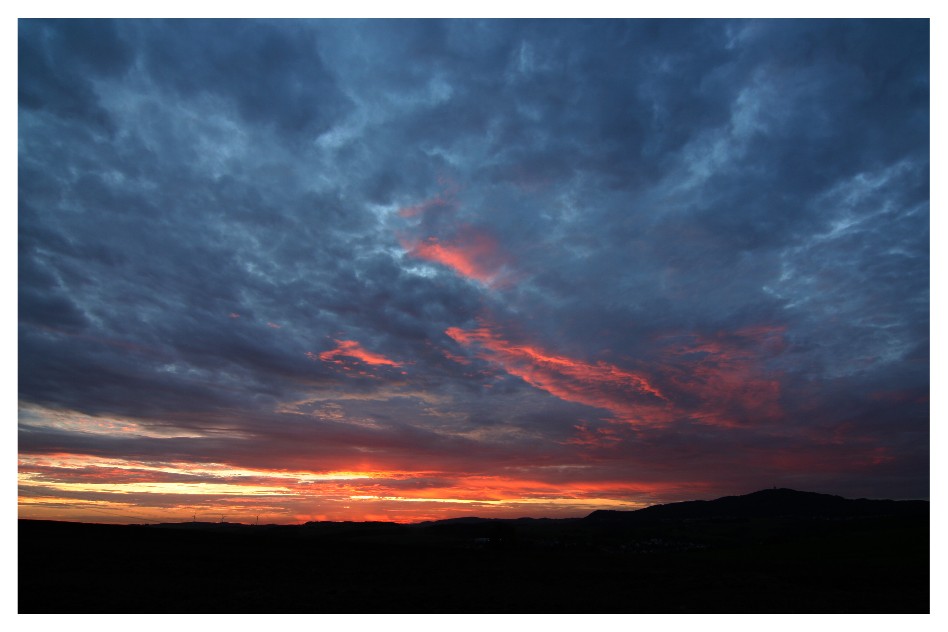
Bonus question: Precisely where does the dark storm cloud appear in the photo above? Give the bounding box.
[19,19,929,504]
[19,19,134,133]
[134,20,351,138]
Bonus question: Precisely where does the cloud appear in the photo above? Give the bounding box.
[18,19,929,521]
[397,185,460,219]
[656,326,785,428]
[18,19,133,132]
[402,228,510,286]
[395,182,515,287]
[446,322,669,426]
[445,320,788,431]
[315,339,404,370]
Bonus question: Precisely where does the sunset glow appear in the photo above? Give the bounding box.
[18,452,687,523]
[18,19,929,526]
[317,339,403,368]
[446,324,671,426]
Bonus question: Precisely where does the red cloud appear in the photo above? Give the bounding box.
[402,226,510,286]
[446,324,670,427]
[564,422,624,448]
[446,321,787,433]
[659,326,785,428]
[314,340,403,369]
[397,183,514,287]
[20,451,713,523]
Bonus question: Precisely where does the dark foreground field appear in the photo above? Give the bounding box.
[19,489,929,613]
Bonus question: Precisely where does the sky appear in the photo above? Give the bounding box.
[17,18,930,525]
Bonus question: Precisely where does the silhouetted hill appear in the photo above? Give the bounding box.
[19,488,929,613]
[416,516,497,526]
[585,488,929,523]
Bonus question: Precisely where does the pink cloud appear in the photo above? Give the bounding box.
[446,324,670,427]
[316,339,403,369]
[402,226,511,286]
[658,326,785,428]
[446,321,788,433]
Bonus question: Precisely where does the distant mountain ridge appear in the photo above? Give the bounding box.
[584,488,928,523]
[22,488,928,531]
[20,486,929,613]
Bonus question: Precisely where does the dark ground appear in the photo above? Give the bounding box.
[18,489,929,613]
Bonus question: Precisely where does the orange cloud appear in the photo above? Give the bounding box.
[659,326,785,428]
[397,182,515,287]
[446,324,670,427]
[315,339,403,369]
[18,453,706,524]
[564,422,624,448]
[446,322,787,433]
[402,227,509,286]
[441,348,471,366]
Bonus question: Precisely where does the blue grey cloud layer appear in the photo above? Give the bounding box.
[19,19,929,501]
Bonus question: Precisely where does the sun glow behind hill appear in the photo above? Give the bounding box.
[17,453,684,524]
